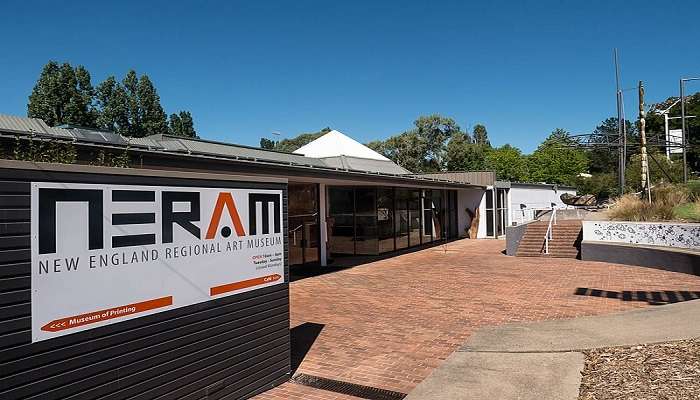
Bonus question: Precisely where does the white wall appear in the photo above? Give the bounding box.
[510,185,576,224]
[457,188,486,238]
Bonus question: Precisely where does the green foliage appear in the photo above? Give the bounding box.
[588,117,635,173]
[647,94,700,173]
[29,61,193,138]
[28,61,97,127]
[381,130,431,172]
[485,144,529,182]
[136,75,168,137]
[673,202,700,222]
[95,76,130,133]
[445,131,487,171]
[90,148,131,168]
[413,114,462,167]
[8,136,77,164]
[274,128,331,152]
[609,184,691,222]
[687,180,700,201]
[366,114,464,173]
[624,151,684,192]
[575,173,618,200]
[260,138,277,149]
[472,124,490,147]
[169,111,197,137]
[528,129,588,185]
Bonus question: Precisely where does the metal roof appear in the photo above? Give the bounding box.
[149,135,329,167]
[320,155,411,175]
[413,171,495,186]
[0,114,484,188]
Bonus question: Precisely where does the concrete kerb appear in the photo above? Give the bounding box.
[406,299,700,400]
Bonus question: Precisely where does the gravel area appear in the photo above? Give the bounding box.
[579,338,700,400]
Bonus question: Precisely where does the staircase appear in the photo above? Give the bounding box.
[516,220,582,258]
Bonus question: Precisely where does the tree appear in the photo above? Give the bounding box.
[528,129,588,185]
[588,117,635,173]
[647,94,700,173]
[274,127,331,152]
[380,130,428,172]
[260,138,277,149]
[413,114,463,168]
[445,131,487,171]
[169,111,196,137]
[472,124,490,147]
[136,74,168,137]
[625,150,684,192]
[485,144,529,181]
[95,70,170,137]
[28,61,97,127]
[122,70,141,137]
[96,76,130,134]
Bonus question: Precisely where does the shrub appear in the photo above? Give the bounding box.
[688,180,700,201]
[608,194,647,221]
[608,184,690,221]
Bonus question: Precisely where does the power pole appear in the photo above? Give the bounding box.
[638,81,651,203]
[614,49,625,195]
[680,79,688,183]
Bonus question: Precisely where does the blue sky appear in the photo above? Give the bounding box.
[2,1,700,153]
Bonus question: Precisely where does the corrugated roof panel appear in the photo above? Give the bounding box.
[0,114,52,134]
[126,137,166,149]
[166,137,328,167]
[320,156,411,175]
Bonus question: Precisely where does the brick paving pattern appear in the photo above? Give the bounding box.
[254,239,700,399]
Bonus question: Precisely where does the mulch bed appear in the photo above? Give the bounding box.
[579,338,700,400]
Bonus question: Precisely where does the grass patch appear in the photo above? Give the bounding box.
[674,202,700,222]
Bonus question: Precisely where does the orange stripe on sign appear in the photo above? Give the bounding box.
[210,274,282,296]
[41,296,173,333]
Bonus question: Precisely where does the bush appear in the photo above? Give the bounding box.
[575,173,618,201]
[608,184,690,221]
[688,180,700,201]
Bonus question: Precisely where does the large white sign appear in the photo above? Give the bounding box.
[31,182,285,342]
[668,129,683,154]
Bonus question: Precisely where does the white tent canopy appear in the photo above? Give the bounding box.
[293,130,390,161]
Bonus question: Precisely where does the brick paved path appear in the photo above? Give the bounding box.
[255,239,700,399]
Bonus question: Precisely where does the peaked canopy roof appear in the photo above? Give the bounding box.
[293,129,390,161]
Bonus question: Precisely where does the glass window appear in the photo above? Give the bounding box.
[328,187,355,255]
[408,190,421,246]
[422,190,433,243]
[395,189,409,250]
[355,188,378,255]
[377,188,395,253]
[431,190,444,241]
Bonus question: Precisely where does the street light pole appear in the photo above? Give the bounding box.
[614,49,625,195]
[680,77,700,183]
[681,79,687,183]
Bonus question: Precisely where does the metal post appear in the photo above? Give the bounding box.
[681,79,688,183]
[614,49,625,195]
[664,113,670,160]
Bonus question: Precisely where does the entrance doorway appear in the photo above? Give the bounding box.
[288,183,320,266]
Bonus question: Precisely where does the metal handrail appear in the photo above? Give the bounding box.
[543,208,557,254]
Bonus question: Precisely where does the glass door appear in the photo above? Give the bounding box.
[288,183,320,265]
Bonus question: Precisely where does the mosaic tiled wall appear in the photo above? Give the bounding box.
[582,221,700,250]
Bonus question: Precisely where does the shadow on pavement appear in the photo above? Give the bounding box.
[575,287,700,305]
[290,322,325,375]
